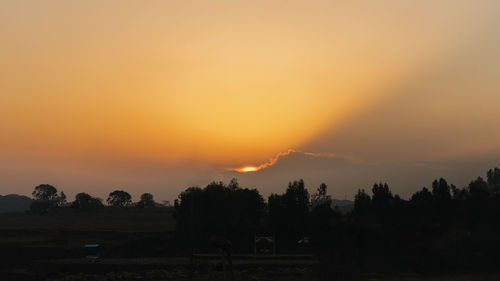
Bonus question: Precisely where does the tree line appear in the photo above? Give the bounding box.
[26,166,500,271]
[29,185,161,213]
[26,167,500,273]
[172,177,341,252]
[173,167,500,272]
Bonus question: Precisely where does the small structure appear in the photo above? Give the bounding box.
[297,236,311,253]
[84,244,100,260]
[254,236,276,255]
[297,236,310,244]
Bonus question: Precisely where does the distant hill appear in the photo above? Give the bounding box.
[331,199,353,213]
[0,194,32,213]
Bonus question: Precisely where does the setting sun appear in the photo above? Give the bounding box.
[237,166,259,173]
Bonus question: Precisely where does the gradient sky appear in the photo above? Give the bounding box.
[1,1,500,201]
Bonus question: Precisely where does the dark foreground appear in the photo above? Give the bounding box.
[0,209,499,281]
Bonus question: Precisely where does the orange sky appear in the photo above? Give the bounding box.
[1,1,500,199]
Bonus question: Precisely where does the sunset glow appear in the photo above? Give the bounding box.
[1,0,500,199]
[0,0,457,166]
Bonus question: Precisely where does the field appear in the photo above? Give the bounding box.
[0,207,175,232]
[0,208,319,281]
[1,209,499,281]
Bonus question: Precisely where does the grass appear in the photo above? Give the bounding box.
[43,257,188,265]
[0,207,175,232]
[374,274,500,281]
[44,256,317,266]
[32,257,318,281]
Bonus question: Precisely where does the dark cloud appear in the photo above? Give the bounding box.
[223,151,500,200]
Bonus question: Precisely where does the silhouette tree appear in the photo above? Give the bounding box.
[353,189,371,214]
[74,192,92,204]
[450,184,466,200]
[30,184,66,212]
[411,187,433,202]
[268,193,287,232]
[32,184,58,201]
[285,179,310,213]
[371,183,393,209]
[311,183,332,209]
[174,180,264,250]
[268,179,310,240]
[137,193,155,208]
[432,178,451,201]
[468,177,489,199]
[487,167,500,194]
[107,190,132,207]
[310,183,338,238]
[228,178,239,190]
[370,182,394,220]
[58,191,67,207]
[72,192,104,210]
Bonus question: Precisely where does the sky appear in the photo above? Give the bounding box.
[1,1,500,201]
